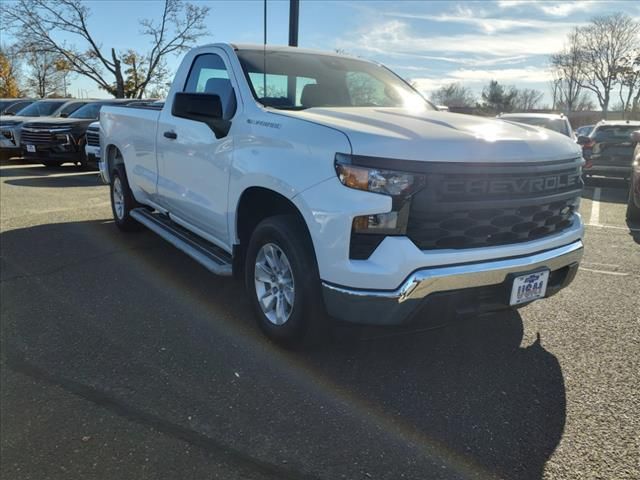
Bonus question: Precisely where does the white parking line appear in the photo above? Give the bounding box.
[0,164,41,170]
[584,223,640,232]
[588,187,601,226]
[579,267,630,276]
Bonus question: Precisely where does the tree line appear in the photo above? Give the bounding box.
[0,0,209,99]
[429,13,639,118]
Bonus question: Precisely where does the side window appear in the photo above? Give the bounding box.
[183,53,236,119]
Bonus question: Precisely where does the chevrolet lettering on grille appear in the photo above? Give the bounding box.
[442,173,582,196]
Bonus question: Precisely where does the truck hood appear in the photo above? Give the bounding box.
[21,117,96,129]
[275,107,582,163]
[0,115,40,127]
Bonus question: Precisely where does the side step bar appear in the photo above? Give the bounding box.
[130,208,233,276]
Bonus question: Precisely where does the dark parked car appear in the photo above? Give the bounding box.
[0,98,35,115]
[0,99,88,159]
[627,130,640,222]
[20,99,143,168]
[578,120,640,179]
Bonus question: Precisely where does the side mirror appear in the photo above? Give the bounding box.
[630,130,640,143]
[59,112,69,118]
[577,135,590,146]
[171,92,230,138]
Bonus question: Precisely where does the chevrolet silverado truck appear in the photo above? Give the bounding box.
[101,44,585,346]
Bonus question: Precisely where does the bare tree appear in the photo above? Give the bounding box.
[577,13,640,118]
[550,28,586,112]
[513,88,544,111]
[616,51,640,118]
[430,83,476,108]
[23,48,69,97]
[1,0,209,98]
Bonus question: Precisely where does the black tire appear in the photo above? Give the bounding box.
[42,160,64,168]
[110,164,143,232]
[244,214,328,347]
[626,179,640,222]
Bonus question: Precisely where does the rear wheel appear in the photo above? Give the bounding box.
[245,215,328,347]
[110,164,143,232]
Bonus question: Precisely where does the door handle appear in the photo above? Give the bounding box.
[163,131,177,139]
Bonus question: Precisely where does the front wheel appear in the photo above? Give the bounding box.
[110,165,143,232]
[245,215,328,347]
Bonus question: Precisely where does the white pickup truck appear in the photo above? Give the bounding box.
[101,43,584,346]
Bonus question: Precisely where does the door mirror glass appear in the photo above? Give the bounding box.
[171,92,230,138]
[173,92,223,120]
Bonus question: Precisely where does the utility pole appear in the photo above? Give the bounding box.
[288,0,299,47]
[287,0,299,102]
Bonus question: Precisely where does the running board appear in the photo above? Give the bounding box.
[130,208,233,276]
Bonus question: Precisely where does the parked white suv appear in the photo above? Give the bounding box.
[101,44,584,346]
[498,113,576,141]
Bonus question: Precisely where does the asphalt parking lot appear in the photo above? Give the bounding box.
[1,159,638,480]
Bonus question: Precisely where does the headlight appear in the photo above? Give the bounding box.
[335,153,427,244]
[335,153,425,197]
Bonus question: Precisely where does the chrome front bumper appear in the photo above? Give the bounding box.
[322,240,583,325]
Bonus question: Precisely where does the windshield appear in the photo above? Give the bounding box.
[69,102,112,119]
[13,101,65,117]
[592,125,639,142]
[236,49,433,111]
[58,101,87,116]
[6,101,33,115]
[504,117,570,137]
[577,125,594,136]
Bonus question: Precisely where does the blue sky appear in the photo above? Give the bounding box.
[4,0,639,103]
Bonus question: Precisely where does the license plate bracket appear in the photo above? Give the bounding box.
[509,269,549,306]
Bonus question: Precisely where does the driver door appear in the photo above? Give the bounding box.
[156,50,237,248]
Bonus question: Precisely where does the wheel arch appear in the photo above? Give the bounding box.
[103,143,125,183]
[233,186,316,276]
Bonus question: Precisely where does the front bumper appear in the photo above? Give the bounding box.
[84,152,100,170]
[322,240,583,325]
[584,163,631,177]
[23,145,83,163]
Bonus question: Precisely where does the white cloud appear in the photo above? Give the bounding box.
[497,0,596,17]
[339,20,571,58]
[382,11,576,34]
[388,54,530,69]
[449,66,553,83]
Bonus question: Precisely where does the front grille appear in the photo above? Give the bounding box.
[86,130,100,147]
[406,158,583,250]
[407,197,578,249]
[21,123,74,145]
[21,128,54,144]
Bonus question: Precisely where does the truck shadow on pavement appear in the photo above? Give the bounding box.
[306,315,566,480]
[1,219,566,480]
[4,172,101,188]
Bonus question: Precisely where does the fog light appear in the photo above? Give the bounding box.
[353,212,403,234]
